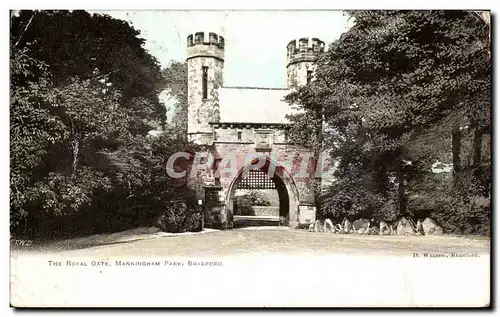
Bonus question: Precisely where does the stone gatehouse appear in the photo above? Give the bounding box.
[184,31,334,229]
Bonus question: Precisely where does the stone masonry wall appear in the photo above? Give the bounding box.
[184,33,333,228]
[187,57,224,142]
[285,37,324,89]
[211,142,316,205]
[286,61,316,88]
[186,31,224,144]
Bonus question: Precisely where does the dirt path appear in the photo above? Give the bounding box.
[13,227,489,256]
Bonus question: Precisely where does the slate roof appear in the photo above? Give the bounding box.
[216,86,296,124]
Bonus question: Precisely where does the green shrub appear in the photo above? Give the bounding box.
[247,191,271,206]
[321,182,387,222]
[429,195,490,235]
[234,191,272,216]
[407,170,491,235]
[155,186,202,233]
[156,198,202,233]
[234,196,255,216]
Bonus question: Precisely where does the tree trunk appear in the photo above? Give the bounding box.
[452,126,462,185]
[71,134,80,177]
[395,160,406,216]
[313,109,323,216]
[473,129,482,172]
[472,120,484,193]
[373,159,388,194]
[23,216,28,236]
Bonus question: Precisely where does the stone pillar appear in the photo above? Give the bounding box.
[298,204,316,226]
[204,185,231,229]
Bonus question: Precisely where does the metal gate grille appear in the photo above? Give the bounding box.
[237,169,275,189]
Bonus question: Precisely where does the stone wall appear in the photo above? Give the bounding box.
[213,124,287,144]
[185,125,336,228]
[211,142,316,203]
[298,205,316,225]
[184,33,333,228]
[286,61,317,88]
[286,37,324,88]
[186,32,224,144]
[203,186,227,229]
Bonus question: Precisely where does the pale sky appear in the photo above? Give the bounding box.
[94,10,353,87]
[90,11,353,121]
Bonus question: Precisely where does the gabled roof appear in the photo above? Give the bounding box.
[216,86,296,124]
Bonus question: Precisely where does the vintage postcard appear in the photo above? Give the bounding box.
[9,9,491,307]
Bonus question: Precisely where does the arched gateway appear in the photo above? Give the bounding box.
[225,157,300,228]
[184,31,326,229]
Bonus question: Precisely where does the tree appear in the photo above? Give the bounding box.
[285,10,490,231]
[161,61,188,137]
[10,10,171,238]
[10,47,66,232]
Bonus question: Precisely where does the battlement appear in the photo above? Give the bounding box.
[187,32,225,49]
[187,31,225,61]
[286,37,325,66]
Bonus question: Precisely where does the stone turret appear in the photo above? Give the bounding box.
[186,32,225,144]
[286,37,325,88]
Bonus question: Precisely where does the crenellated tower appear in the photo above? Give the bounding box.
[186,31,225,144]
[286,37,325,89]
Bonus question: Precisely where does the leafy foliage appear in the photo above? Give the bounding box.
[156,188,202,233]
[234,196,254,216]
[286,10,491,234]
[10,10,201,239]
[234,191,272,216]
[161,61,188,136]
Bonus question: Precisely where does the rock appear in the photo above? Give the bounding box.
[389,224,396,235]
[368,227,379,235]
[421,217,444,236]
[379,221,388,235]
[314,220,323,232]
[308,222,315,232]
[416,219,424,235]
[353,218,371,234]
[342,218,353,234]
[380,221,396,235]
[396,217,417,235]
[335,224,343,233]
[324,219,336,233]
[353,218,370,230]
